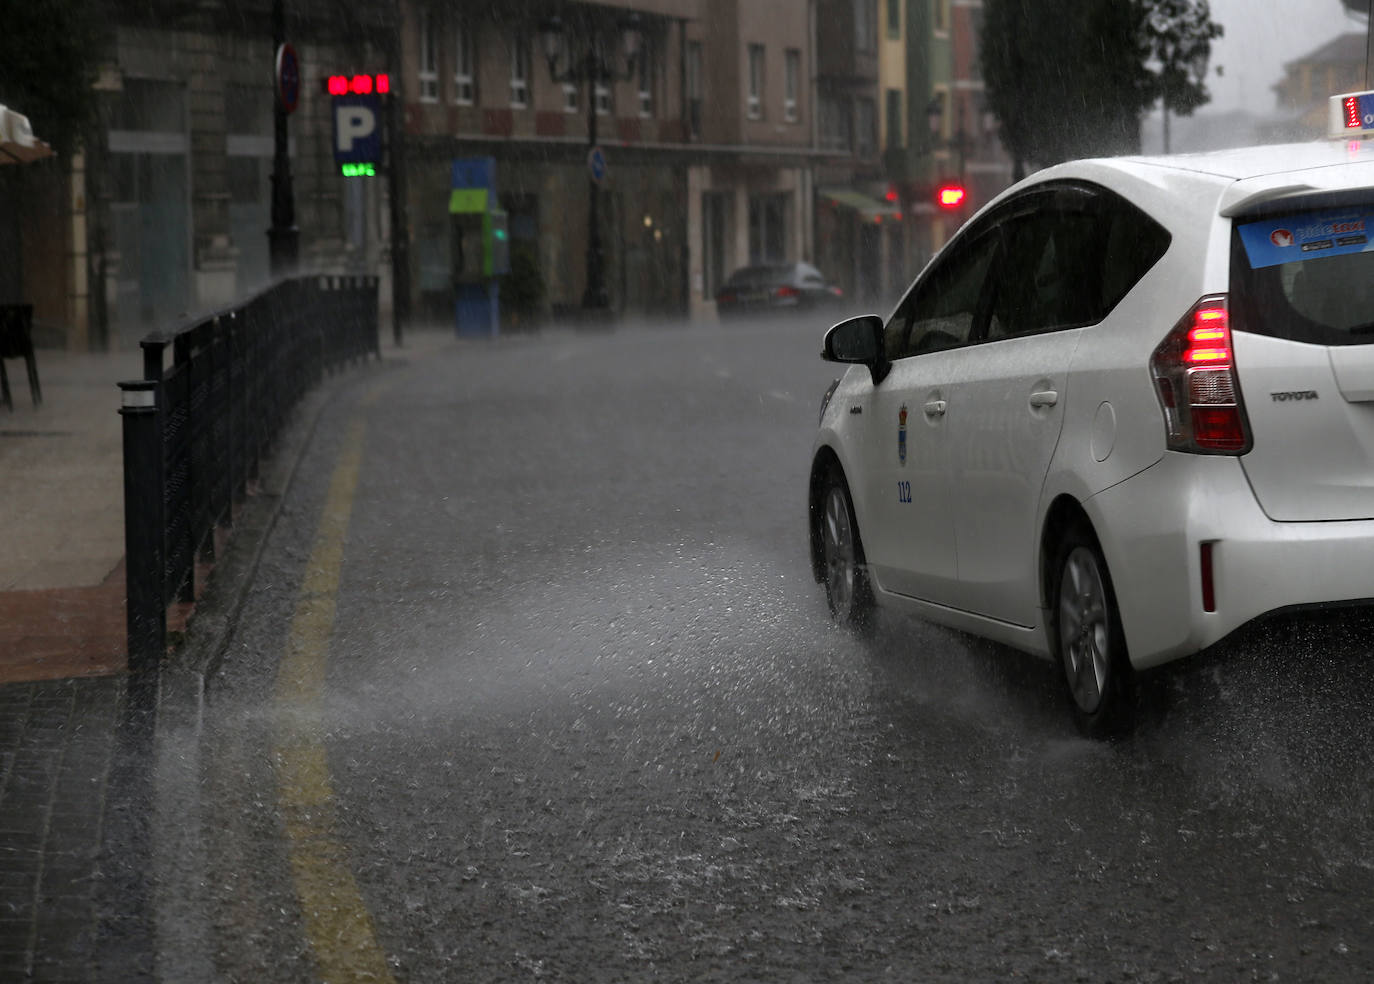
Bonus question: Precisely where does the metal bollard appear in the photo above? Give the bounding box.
[119,378,165,709]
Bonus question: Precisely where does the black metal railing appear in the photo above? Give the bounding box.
[119,275,379,688]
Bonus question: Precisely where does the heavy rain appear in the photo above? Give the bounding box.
[3,1,1374,982]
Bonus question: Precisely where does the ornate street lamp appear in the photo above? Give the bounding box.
[269,0,299,277]
[539,13,642,314]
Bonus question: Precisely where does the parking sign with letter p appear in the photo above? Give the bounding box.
[332,94,381,165]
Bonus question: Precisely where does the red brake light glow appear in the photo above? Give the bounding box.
[1200,541,1217,612]
[1150,296,1251,454]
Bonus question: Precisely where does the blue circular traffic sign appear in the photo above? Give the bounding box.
[587,146,607,184]
[276,43,301,114]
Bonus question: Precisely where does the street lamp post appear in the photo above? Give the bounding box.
[269,0,299,277]
[539,14,642,315]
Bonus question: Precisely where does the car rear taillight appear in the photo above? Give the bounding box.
[717,291,736,304]
[1149,295,1252,454]
[774,285,800,299]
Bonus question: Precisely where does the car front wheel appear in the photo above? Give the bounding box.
[1051,525,1134,737]
[819,469,874,630]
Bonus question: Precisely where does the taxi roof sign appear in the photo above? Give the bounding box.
[1329,90,1374,140]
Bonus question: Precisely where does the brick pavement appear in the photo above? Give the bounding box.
[0,326,453,980]
[0,677,121,983]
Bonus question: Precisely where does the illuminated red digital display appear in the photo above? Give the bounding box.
[327,74,391,96]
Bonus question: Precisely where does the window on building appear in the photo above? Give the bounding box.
[563,83,579,113]
[934,0,950,35]
[821,95,851,151]
[885,88,901,150]
[930,86,950,143]
[225,83,270,136]
[856,0,876,53]
[595,82,611,115]
[856,97,877,157]
[784,49,799,122]
[638,35,655,117]
[686,41,703,138]
[510,30,530,108]
[887,0,901,38]
[454,17,475,104]
[748,194,789,264]
[970,9,984,79]
[418,9,438,103]
[747,44,764,119]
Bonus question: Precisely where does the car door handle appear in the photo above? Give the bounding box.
[923,399,947,417]
[1029,390,1059,408]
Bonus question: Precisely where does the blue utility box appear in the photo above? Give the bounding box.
[450,157,510,337]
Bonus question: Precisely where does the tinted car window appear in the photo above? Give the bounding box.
[885,182,1168,360]
[725,266,778,287]
[986,208,1102,339]
[1099,199,1171,312]
[1231,205,1374,345]
[988,189,1168,340]
[886,228,999,360]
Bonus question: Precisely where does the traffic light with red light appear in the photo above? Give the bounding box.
[936,183,967,209]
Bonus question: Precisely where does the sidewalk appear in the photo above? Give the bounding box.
[0,325,457,981]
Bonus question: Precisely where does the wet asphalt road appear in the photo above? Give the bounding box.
[161,318,1374,982]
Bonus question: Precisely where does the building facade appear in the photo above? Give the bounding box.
[875,0,1012,311]
[4,0,1021,348]
[813,0,894,309]
[398,0,840,325]
[2,1,393,351]
[1273,33,1369,139]
[685,0,819,319]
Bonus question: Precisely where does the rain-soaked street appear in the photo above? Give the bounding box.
[152,317,1374,982]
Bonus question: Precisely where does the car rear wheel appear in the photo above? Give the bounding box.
[819,469,873,630]
[1051,525,1134,737]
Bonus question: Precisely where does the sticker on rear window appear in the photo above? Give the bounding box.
[1237,208,1374,268]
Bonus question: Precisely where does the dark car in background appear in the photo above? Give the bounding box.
[714,262,844,320]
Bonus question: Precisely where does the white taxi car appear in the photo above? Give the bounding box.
[808,91,1374,736]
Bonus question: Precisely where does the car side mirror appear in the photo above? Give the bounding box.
[822,315,890,385]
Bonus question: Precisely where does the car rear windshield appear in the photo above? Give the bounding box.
[1231,204,1374,346]
[726,265,793,287]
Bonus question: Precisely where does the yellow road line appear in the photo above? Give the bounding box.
[273,413,397,984]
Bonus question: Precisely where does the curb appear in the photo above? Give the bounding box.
[157,373,345,733]
[149,355,386,983]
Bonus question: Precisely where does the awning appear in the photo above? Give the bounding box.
[0,106,55,165]
[818,187,900,220]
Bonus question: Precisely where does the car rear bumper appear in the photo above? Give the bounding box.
[1086,452,1374,670]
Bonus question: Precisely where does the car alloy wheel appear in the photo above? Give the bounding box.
[819,472,873,628]
[1059,546,1111,713]
[1052,526,1133,737]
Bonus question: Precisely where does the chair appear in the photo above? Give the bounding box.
[0,304,41,410]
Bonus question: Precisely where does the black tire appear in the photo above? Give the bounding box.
[1050,523,1135,738]
[818,467,875,631]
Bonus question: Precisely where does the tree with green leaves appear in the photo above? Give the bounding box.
[1147,0,1224,152]
[981,0,1222,175]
